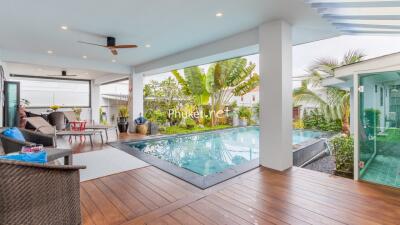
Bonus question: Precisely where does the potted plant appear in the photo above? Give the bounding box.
[146,110,166,135]
[117,105,129,133]
[72,107,82,121]
[50,105,60,111]
[238,106,252,127]
[135,113,148,135]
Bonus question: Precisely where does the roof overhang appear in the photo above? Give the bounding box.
[334,52,400,79]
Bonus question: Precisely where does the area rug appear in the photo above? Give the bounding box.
[60,147,149,182]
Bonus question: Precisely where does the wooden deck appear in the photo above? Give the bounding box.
[80,165,400,225]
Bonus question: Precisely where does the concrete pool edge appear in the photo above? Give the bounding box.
[109,141,260,189]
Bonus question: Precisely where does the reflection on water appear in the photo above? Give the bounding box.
[130,127,260,176]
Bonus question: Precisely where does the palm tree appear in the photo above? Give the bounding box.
[293,50,365,134]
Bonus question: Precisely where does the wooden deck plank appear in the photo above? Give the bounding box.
[81,166,400,225]
[169,209,203,225]
[236,180,379,225]
[80,188,109,225]
[81,181,127,225]
[204,194,275,225]
[81,204,96,225]
[92,179,137,220]
[117,172,170,207]
[250,169,400,224]
[126,170,177,203]
[99,175,150,217]
[219,187,327,225]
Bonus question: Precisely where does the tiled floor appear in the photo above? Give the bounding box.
[361,154,400,188]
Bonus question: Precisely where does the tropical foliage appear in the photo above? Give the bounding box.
[144,77,187,125]
[330,135,354,176]
[293,50,365,134]
[173,57,259,126]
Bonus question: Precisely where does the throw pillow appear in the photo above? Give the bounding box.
[2,127,25,142]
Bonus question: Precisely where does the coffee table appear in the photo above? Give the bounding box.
[45,148,73,165]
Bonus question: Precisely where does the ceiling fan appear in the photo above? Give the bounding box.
[48,70,77,77]
[78,36,137,55]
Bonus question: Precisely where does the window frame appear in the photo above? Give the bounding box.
[10,74,92,108]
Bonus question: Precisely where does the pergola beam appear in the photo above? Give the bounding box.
[333,22,400,30]
[323,14,400,20]
[344,30,400,34]
[310,1,400,8]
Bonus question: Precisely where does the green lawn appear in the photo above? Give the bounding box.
[376,128,400,142]
[161,125,233,135]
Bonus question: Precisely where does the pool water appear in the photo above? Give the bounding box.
[292,130,324,145]
[128,127,323,176]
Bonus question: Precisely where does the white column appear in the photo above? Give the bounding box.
[90,80,100,124]
[350,87,354,134]
[259,21,293,171]
[353,73,359,180]
[128,72,144,132]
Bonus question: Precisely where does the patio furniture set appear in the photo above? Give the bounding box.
[0,114,97,224]
[24,111,118,146]
[0,126,85,224]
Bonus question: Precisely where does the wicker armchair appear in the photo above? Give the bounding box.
[0,159,85,225]
[0,128,55,154]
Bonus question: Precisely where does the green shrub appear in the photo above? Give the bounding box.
[146,110,167,125]
[238,106,252,121]
[303,109,342,132]
[185,118,196,129]
[330,135,354,174]
[293,119,304,129]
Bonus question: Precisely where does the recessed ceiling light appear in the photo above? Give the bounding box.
[112,59,117,63]
[47,50,53,54]
[216,12,224,17]
[145,44,151,48]
[61,25,68,30]
[82,55,87,59]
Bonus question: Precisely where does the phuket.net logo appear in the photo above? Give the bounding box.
[167,107,231,119]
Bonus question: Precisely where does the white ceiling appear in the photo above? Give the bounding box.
[0,0,339,69]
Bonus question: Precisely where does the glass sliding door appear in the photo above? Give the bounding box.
[359,72,400,188]
[3,81,20,127]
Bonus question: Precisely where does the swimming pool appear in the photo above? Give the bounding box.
[122,127,324,179]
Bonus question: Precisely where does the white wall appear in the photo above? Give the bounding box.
[25,107,91,121]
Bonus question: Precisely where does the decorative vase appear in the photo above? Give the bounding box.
[149,122,159,135]
[117,117,129,133]
[137,124,148,135]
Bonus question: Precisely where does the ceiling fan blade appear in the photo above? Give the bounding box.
[111,49,118,55]
[78,41,106,47]
[113,44,138,49]
[47,75,78,77]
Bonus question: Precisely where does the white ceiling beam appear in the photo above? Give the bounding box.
[135,28,259,75]
[311,1,400,8]
[333,22,400,29]
[323,14,400,20]
[344,30,400,34]
[0,49,132,75]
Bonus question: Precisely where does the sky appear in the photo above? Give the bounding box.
[144,34,400,88]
